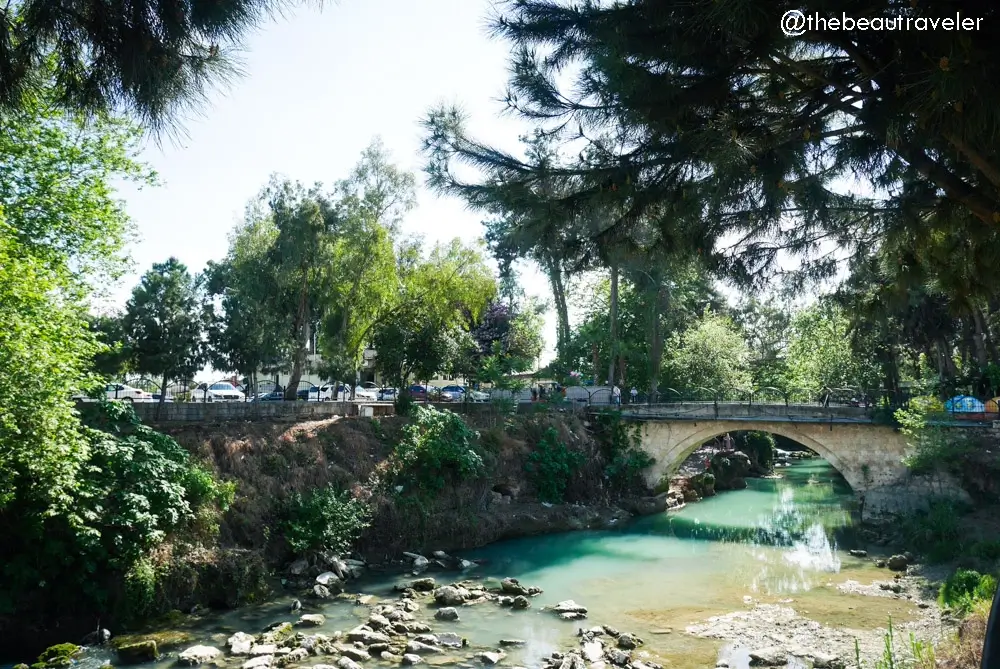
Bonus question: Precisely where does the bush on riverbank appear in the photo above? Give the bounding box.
[284,485,371,554]
[734,431,776,474]
[525,427,585,503]
[939,569,998,614]
[0,401,235,654]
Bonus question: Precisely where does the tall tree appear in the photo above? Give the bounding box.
[319,140,416,395]
[423,0,1000,297]
[662,310,752,395]
[123,258,206,414]
[0,89,148,550]
[204,216,288,393]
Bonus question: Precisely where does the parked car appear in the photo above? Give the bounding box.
[378,387,398,402]
[360,381,379,390]
[354,385,378,401]
[192,382,244,402]
[255,390,285,401]
[407,384,439,401]
[441,385,489,402]
[151,393,174,403]
[102,383,154,402]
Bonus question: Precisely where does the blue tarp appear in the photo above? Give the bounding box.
[944,395,986,412]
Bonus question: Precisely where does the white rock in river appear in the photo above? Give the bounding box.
[228,632,255,656]
[178,645,223,665]
[316,571,341,586]
[551,600,588,614]
[436,633,464,649]
[242,656,273,669]
[405,641,443,655]
[582,642,604,662]
[335,645,371,662]
[402,655,424,665]
[251,645,277,656]
[337,658,363,669]
[748,647,787,666]
[478,651,506,665]
[435,607,459,621]
[297,614,326,626]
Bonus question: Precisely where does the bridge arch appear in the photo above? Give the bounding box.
[636,419,911,496]
[664,423,857,488]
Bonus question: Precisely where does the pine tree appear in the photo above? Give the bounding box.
[1,0,304,131]
[423,0,1000,290]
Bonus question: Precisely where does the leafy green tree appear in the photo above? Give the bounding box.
[320,140,416,394]
[785,302,881,397]
[89,313,133,379]
[735,298,793,391]
[662,311,752,395]
[123,258,206,413]
[1,0,307,131]
[0,90,148,525]
[204,217,287,392]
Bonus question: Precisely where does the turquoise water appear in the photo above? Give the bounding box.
[26,460,897,669]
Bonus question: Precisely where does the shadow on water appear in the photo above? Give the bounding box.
[463,458,860,579]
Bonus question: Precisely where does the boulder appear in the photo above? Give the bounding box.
[582,642,603,662]
[550,600,588,615]
[887,555,909,571]
[435,607,459,621]
[748,648,787,666]
[313,585,332,599]
[434,586,470,606]
[400,599,420,613]
[500,578,528,596]
[337,658,363,669]
[606,649,630,666]
[408,578,437,592]
[355,595,375,606]
[178,646,222,666]
[436,633,465,649]
[241,656,272,669]
[116,640,160,664]
[709,451,752,491]
[381,652,402,663]
[499,640,525,647]
[627,493,670,516]
[335,646,370,662]
[616,634,641,650]
[251,645,278,656]
[297,614,326,627]
[478,651,506,665]
[228,632,256,656]
[848,550,868,558]
[405,641,442,655]
[393,622,432,635]
[289,559,310,576]
[316,572,341,587]
[346,629,391,645]
[498,596,514,607]
[367,613,391,629]
[512,596,530,610]
[412,556,430,572]
[260,623,295,646]
[560,612,586,621]
[402,655,424,666]
[274,648,309,667]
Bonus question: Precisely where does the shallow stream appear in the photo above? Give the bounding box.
[43,459,928,669]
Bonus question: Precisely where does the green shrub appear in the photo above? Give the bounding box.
[525,427,585,503]
[939,568,998,613]
[591,412,655,493]
[735,431,776,472]
[392,406,485,494]
[900,498,968,563]
[284,485,371,555]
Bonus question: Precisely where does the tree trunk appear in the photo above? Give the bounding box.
[545,257,570,360]
[591,343,601,385]
[156,372,168,421]
[285,272,311,400]
[648,286,668,400]
[974,307,999,364]
[607,263,619,386]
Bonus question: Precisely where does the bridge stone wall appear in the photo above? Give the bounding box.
[633,417,971,518]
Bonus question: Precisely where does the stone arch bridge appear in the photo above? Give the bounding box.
[610,402,980,516]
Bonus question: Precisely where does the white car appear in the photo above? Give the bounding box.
[191,381,244,402]
[377,387,397,402]
[441,385,489,402]
[102,383,154,402]
[310,384,379,401]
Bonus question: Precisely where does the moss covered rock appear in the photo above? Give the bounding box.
[115,640,159,664]
[30,643,82,669]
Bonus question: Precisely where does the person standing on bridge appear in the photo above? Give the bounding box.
[612,385,621,405]
[630,387,638,404]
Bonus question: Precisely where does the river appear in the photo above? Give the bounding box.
[43,459,934,669]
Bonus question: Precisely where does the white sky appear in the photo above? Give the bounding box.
[108,0,561,363]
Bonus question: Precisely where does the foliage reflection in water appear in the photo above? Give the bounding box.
[44,459,867,669]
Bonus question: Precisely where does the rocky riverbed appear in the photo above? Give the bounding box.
[61,545,951,669]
